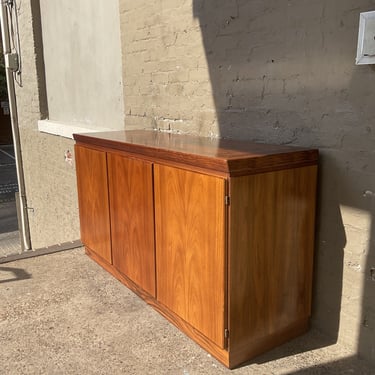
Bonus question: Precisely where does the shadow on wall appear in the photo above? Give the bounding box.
[193,0,374,366]
[347,65,375,364]
[30,0,49,118]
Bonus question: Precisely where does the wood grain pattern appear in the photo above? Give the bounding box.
[74,130,318,176]
[74,145,112,264]
[154,164,227,348]
[107,153,156,297]
[228,166,317,359]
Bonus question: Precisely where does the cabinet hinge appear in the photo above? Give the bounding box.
[224,328,229,339]
[225,196,230,206]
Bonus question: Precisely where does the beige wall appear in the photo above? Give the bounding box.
[119,0,375,364]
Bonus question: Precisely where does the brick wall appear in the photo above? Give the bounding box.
[119,0,375,363]
[120,1,215,134]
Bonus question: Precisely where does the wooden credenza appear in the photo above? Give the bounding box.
[73,130,318,369]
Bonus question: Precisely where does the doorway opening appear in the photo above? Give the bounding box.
[0,52,20,258]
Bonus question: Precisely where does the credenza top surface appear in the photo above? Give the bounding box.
[73,130,318,176]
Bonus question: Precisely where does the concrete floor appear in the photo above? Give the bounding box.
[0,248,373,375]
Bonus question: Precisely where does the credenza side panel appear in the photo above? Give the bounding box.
[75,145,112,264]
[154,164,227,348]
[228,165,317,361]
[107,153,156,297]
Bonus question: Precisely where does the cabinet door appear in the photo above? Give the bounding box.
[154,164,226,348]
[108,153,156,297]
[75,145,112,263]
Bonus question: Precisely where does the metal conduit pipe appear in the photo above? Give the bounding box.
[0,0,31,250]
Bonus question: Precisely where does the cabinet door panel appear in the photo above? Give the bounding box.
[75,145,111,263]
[108,153,155,297]
[154,164,226,348]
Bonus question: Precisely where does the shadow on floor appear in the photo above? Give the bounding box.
[0,265,31,284]
[285,356,372,374]
[240,330,373,373]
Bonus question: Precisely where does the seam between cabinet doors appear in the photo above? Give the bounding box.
[105,152,114,266]
[151,162,158,300]
[224,178,230,350]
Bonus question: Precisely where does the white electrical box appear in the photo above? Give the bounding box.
[356,11,375,65]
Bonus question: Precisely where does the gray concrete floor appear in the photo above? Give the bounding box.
[0,248,373,374]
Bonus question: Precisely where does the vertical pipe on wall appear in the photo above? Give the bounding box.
[0,0,31,250]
